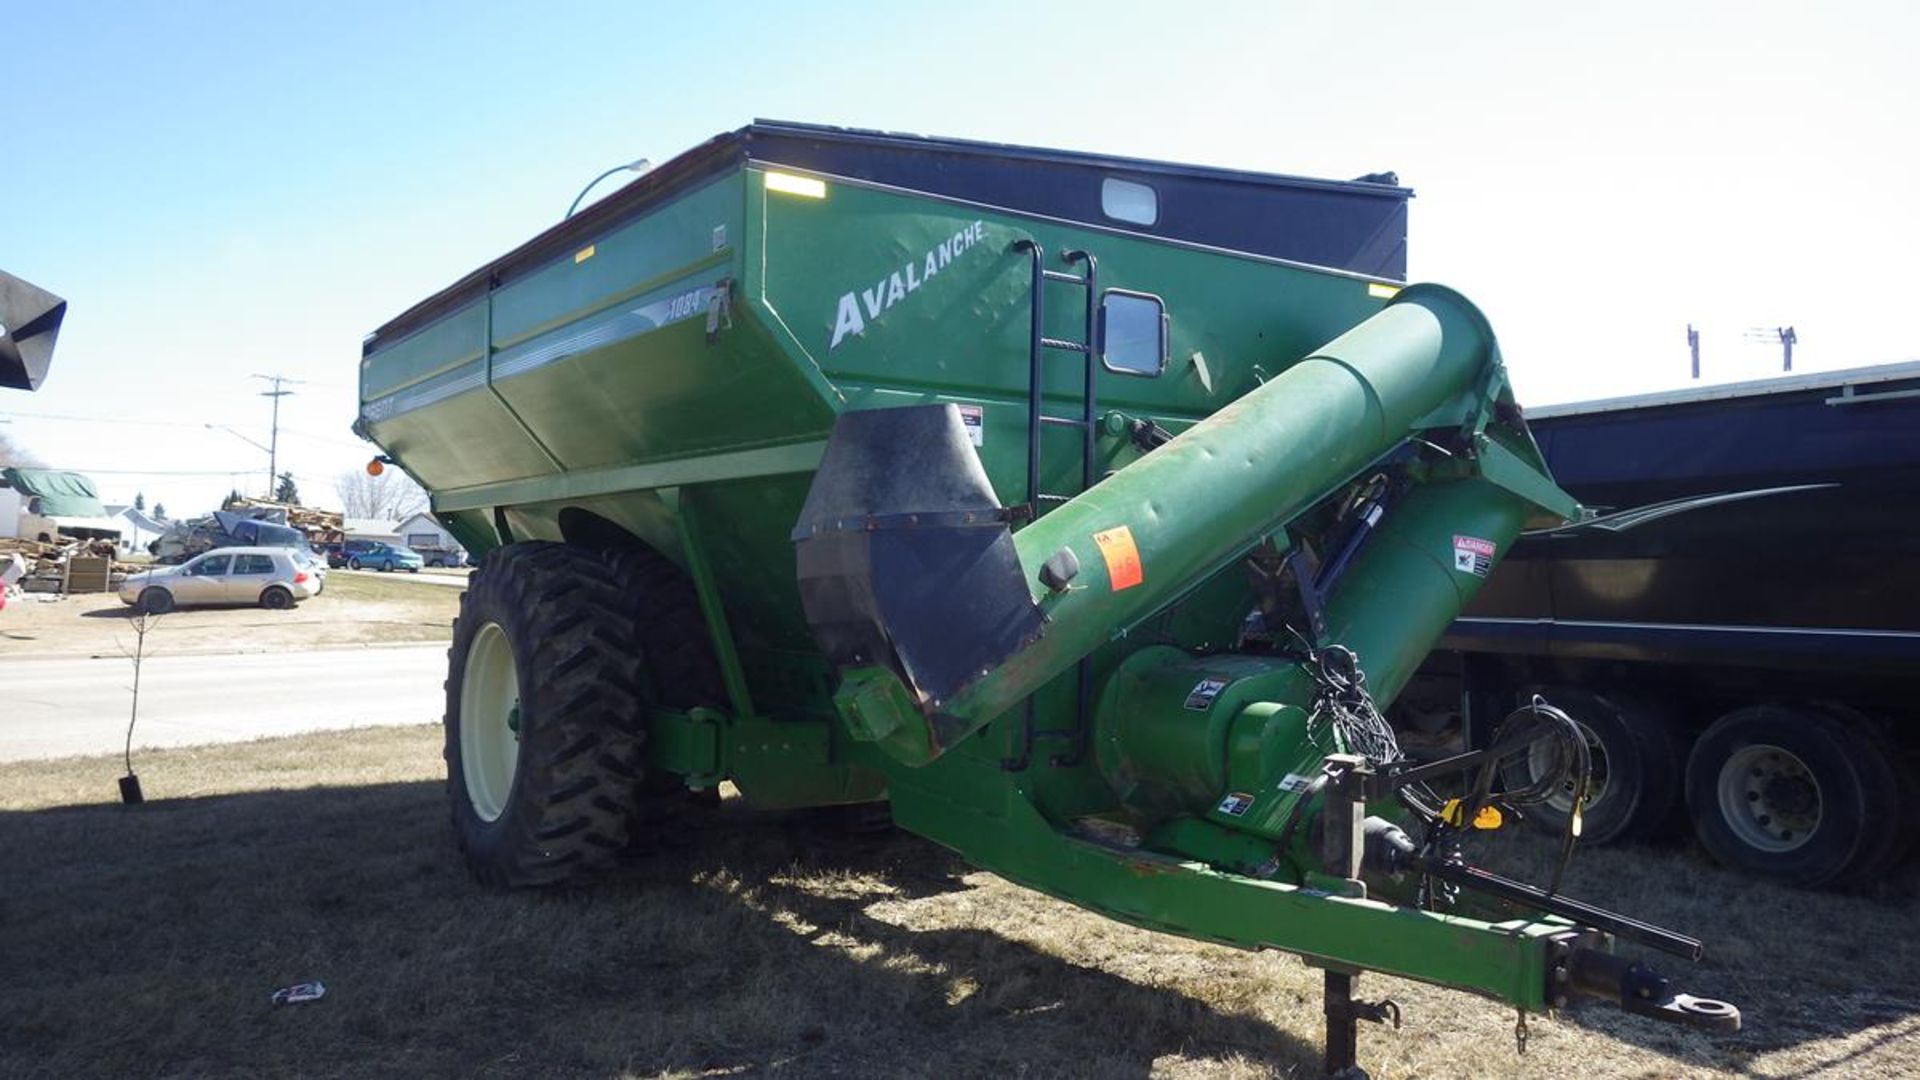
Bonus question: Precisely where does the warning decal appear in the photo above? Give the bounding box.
[1452,534,1496,577]
[1216,792,1255,817]
[957,404,984,446]
[1092,526,1144,591]
[1184,678,1228,711]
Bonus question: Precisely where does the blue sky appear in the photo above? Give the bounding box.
[5,1,1915,516]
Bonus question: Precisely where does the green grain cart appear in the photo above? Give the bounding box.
[358,122,1738,1075]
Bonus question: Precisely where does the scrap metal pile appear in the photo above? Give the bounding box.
[149,508,310,563]
[223,496,344,545]
[0,535,123,597]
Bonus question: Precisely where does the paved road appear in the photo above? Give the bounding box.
[0,644,446,761]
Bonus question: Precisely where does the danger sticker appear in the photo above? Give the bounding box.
[1092,526,1143,591]
[1452,534,1496,577]
[1184,678,1228,711]
[1278,772,1315,794]
[957,404,984,446]
[1216,791,1255,817]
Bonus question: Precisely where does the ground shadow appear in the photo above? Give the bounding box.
[79,604,272,619]
[0,781,1317,1079]
[78,605,138,619]
[3,777,1914,1079]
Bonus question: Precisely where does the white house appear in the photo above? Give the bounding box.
[103,505,167,554]
[341,517,401,542]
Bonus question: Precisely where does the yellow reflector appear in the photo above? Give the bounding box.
[574,245,596,264]
[1367,282,1401,300]
[765,171,827,198]
[1472,805,1504,830]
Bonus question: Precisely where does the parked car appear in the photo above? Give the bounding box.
[323,538,381,569]
[346,541,424,573]
[293,547,328,594]
[119,546,321,612]
[418,547,467,568]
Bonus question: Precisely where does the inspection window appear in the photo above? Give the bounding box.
[1101,177,1158,226]
[1100,291,1168,376]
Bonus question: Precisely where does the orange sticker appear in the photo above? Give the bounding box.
[1092,526,1143,591]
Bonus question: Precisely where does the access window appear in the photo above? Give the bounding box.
[1099,291,1168,376]
[1100,178,1158,226]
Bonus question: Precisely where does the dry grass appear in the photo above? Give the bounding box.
[3,726,1916,1080]
[0,572,459,658]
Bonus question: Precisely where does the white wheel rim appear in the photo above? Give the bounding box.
[460,622,521,823]
[1716,743,1820,853]
[1527,719,1613,815]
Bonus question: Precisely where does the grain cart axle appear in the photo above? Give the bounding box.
[357,123,1742,1076]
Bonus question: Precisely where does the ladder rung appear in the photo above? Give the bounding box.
[1040,337,1089,353]
[1041,270,1089,285]
[1037,493,1073,503]
[1038,415,1089,428]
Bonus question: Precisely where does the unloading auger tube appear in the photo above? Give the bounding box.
[795,284,1739,1076]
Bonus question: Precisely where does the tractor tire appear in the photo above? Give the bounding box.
[1684,705,1883,888]
[444,541,720,888]
[1499,686,1680,846]
[600,544,726,804]
[137,587,174,615]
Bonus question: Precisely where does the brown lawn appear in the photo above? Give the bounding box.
[2,725,1915,1079]
[0,571,459,658]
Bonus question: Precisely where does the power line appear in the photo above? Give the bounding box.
[0,409,213,429]
[51,466,268,477]
[1,410,369,451]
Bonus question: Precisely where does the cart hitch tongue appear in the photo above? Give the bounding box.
[1557,943,1742,1033]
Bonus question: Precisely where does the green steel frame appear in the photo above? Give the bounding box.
[360,152,1723,1046]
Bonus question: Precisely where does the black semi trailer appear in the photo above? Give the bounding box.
[1408,360,1920,888]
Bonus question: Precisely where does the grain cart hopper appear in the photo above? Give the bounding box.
[358,122,1739,1076]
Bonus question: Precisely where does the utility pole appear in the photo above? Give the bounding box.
[1687,324,1701,380]
[251,374,301,499]
[1742,326,1797,374]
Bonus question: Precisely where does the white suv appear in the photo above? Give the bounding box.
[119,546,322,613]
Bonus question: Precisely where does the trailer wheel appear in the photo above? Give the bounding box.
[1807,705,1910,888]
[1684,705,1879,887]
[445,541,654,887]
[1499,687,1679,846]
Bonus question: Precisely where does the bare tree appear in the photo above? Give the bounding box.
[334,468,428,520]
[119,606,162,805]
